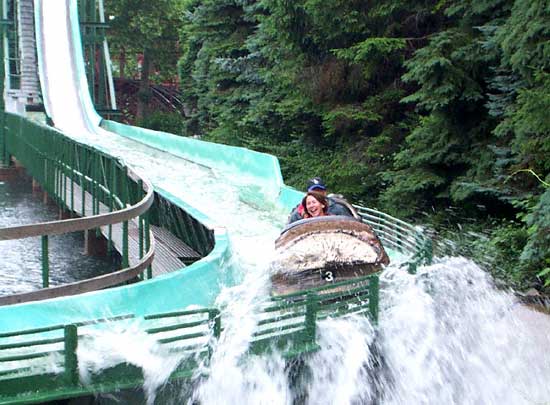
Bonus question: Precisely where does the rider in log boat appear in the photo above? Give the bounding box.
[287,177,358,223]
[272,178,389,295]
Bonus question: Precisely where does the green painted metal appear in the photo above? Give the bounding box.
[4,0,19,91]
[354,205,433,272]
[78,0,113,114]
[249,274,379,358]
[64,325,78,386]
[369,275,379,325]
[122,220,129,268]
[0,275,378,404]
[304,293,318,345]
[148,190,214,258]
[0,1,6,166]
[0,112,154,279]
[41,235,49,288]
[103,116,432,271]
[145,215,152,279]
[0,111,427,402]
[4,123,152,279]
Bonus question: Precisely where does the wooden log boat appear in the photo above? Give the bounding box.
[271,216,389,295]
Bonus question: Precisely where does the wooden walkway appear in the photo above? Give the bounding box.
[0,166,23,181]
[62,180,202,277]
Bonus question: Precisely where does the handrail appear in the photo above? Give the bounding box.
[0,169,154,240]
[0,275,376,404]
[0,112,157,304]
[0,239,154,306]
[354,204,433,272]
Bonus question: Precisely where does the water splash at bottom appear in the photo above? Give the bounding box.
[84,257,550,405]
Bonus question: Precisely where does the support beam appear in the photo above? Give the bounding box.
[84,228,108,257]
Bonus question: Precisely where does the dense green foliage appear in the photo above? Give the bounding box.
[105,0,185,119]
[106,0,550,291]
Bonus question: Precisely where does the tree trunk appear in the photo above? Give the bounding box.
[136,48,151,122]
[119,47,126,78]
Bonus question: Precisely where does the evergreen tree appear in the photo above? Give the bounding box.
[107,0,550,290]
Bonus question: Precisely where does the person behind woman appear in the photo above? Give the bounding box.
[301,191,329,218]
[287,177,356,224]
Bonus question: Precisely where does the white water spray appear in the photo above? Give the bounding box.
[378,257,550,405]
[306,316,377,405]
[179,258,550,405]
[78,322,187,404]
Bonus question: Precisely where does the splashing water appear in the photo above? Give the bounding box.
[84,257,550,405]
[378,257,550,405]
[7,129,548,403]
[190,258,550,404]
[305,316,377,405]
[78,321,187,405]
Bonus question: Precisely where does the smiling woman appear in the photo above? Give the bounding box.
[302,191,329,218]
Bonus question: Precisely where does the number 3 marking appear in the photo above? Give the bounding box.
[324,271,334,282]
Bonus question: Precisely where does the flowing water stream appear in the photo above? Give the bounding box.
[3,133,544,404]
[6,86,550,405]
[0,174,118,296]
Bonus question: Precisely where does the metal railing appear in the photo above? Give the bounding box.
[149,191,215,258]
[0,112,155,305]
[0,314,136,401]
[0,117,432,403]
[250,274,379,356]
[4,2,20,91]
[355,205,434,272]
[0,274,378,404]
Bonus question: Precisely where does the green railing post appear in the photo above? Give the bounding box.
[424,238,434,265]
[108,159,115,253]
[95,158,101,217]
[138,216,144,280]
[145,214,152,279]
[0,111,6,166]
[122,166,129,206]
[138,180,144,278]
[408,236,433,274]
[70,154,75,214]
[138,216,143,254]
[368,275,379,325]
[54,160,59,205]
[304,293,318,345]
[122,220,129,268]
[408,261,417,275]
[81,150,86,216]
[93,154,99,216]
[0,3,6,166]
[41,235,49,288]
[60,143,66,207]
[209,309,221,339]
[207,309,221,363]
[64,324,79,386]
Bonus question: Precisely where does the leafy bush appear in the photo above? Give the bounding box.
[136,111,186,135]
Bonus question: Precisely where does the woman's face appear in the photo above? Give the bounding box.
[305,195,325,217]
